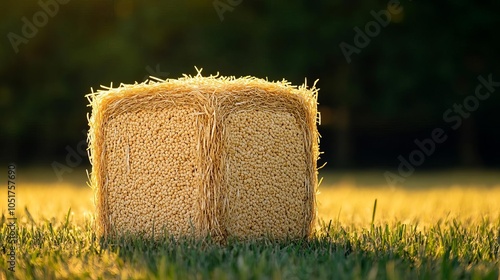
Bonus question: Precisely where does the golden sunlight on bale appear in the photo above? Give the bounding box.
[103,107,200,237]
[224,110,308,239]
[87,72,319,241]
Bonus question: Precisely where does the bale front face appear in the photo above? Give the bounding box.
[223,109,308,239]
[88,75,319,241]
[103,106,201,237]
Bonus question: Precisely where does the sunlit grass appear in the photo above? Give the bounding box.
[12,183,93,224]
[318,184,500,228]
[5,170,499,229]
[0,169,499,279]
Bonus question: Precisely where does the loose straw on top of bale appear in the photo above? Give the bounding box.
[86,69,320,240]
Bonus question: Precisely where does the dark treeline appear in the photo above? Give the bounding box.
[1,0,499,169]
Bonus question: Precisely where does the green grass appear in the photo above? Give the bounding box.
[0,170,499,279]
[1,209,499,279]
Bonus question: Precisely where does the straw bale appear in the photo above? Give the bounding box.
[87,71,319,240]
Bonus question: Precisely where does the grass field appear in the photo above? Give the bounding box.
[1,169,499,279]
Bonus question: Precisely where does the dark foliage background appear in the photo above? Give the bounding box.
[1,0,499,171]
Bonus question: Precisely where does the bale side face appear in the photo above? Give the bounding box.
[103,106,200,237]
[223,110,307,239]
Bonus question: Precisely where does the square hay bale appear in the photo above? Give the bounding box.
[87,73,319,241]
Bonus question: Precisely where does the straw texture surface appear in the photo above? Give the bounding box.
[87,71,319,240]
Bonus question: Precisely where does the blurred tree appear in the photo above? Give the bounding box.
[0,0,498,167]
